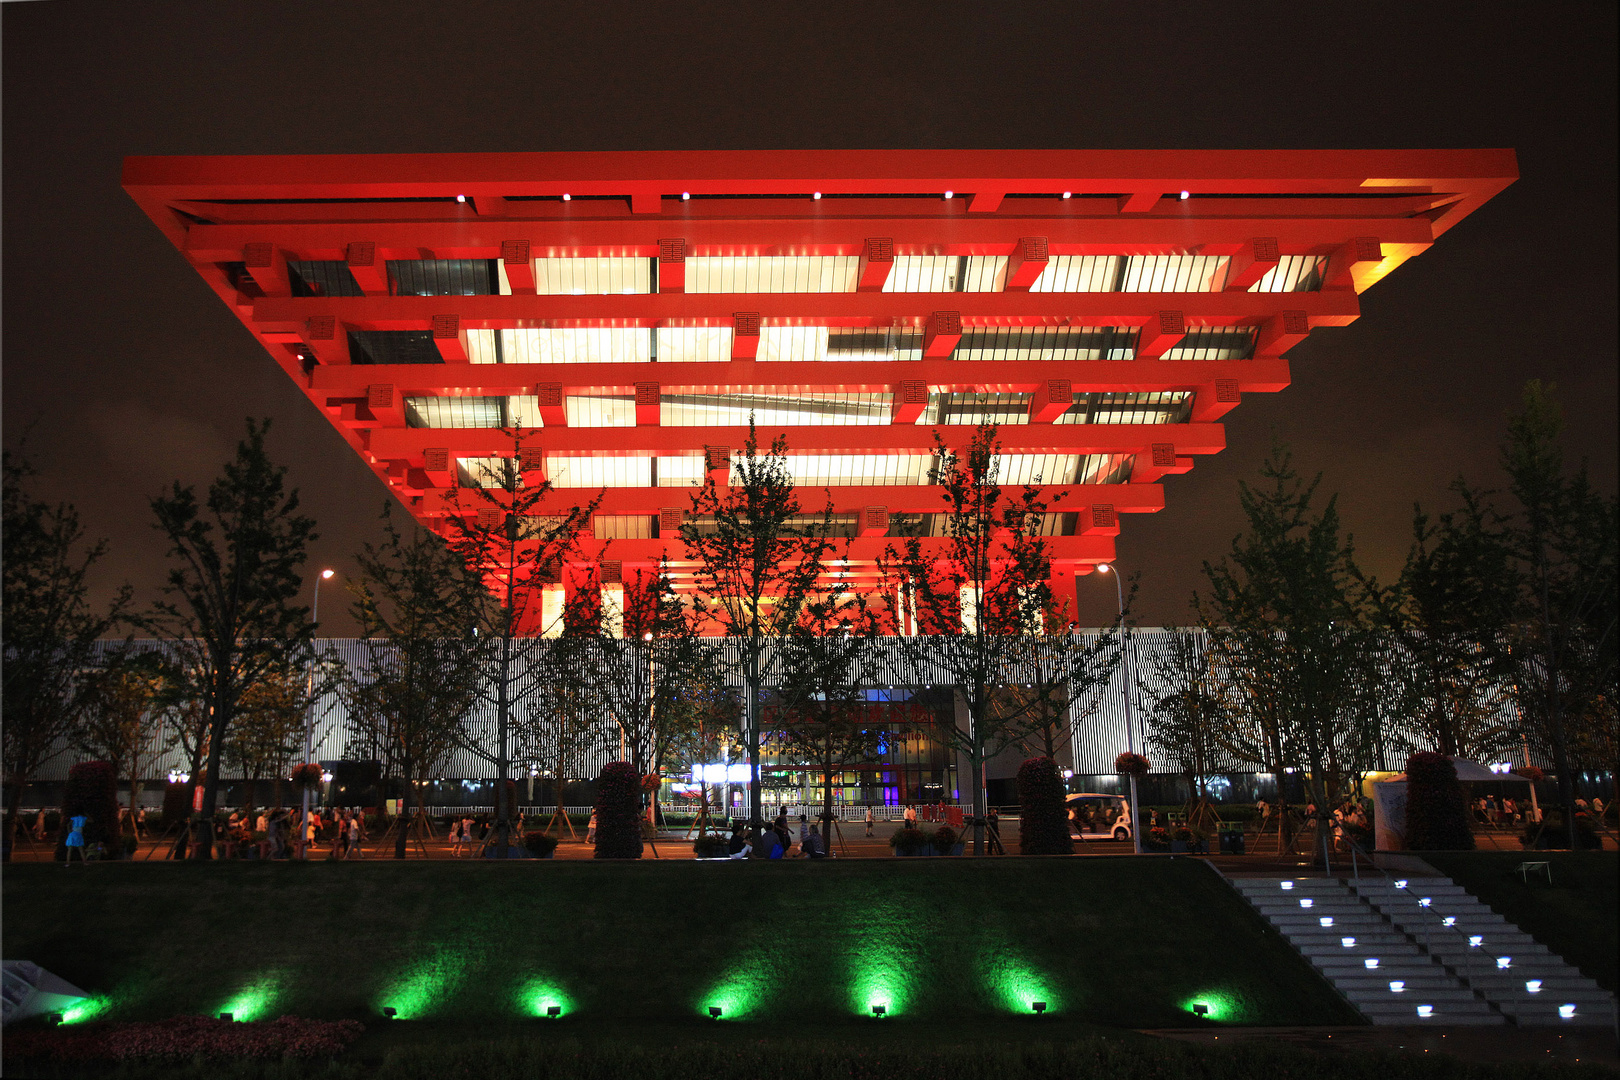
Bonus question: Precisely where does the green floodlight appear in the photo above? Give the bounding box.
[1192,1003,1209,1017]
[382,1007,398,1019]
[546,1005,561,1018]
[218,1012,233,1022]
[46,1013,62,1026]
[708,1006,723,1019]
[1031,1001,1047,1014]
[870,1004,887,1017]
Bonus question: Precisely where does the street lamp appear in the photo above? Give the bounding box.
[299,568,335,859]
[1096,564,1143,855]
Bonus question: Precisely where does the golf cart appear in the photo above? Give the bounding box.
[1065,792,1132,841]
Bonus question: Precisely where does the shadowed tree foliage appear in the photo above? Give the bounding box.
[682,422,839,847]
[1404,752,1475,851]
[1017,755,1073,855]
[2,449,130,858]
[882,424,1066,855]
[1141,629,1228,801]
[76,647,173,818]
[227,665,313,813]
[1197,442,1381,865]
[344,503,488,859]
[144,420,316,859]
[439,432,600,856]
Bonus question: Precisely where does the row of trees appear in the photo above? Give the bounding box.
[1142,382,1616,853]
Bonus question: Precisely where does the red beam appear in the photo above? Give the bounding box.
[368,422,1226,463]
[309,357,1294,397]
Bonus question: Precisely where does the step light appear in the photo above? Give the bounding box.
[561,194,570,202]
[1364,959,1380,970]
[1061,191,1072,199]
[1416,1005,1434,1018]
[708,1006,723,1019]
[1319,917,1334,927]
[1341,937,1356,948]
[943,191,954,200]
[1280,881,1294,890]
[1179,190,1190,200]
[1496,957,1512,969]
[1389,981,1405,993]
[813,192,821,199]
[1418,898,1432,907]
[1559,1004,1576,1019]
[1394,879,1408,889]
[1442,917,1456,926]
[1469,936,1484,947]
[1526,980,1542,994]
[1299,898,1314,908]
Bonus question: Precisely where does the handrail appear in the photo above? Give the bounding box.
[1343,836,1489,1008]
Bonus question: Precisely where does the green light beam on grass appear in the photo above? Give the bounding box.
[700,963,766,1020]
[1181,990,1239,1021]
[217,975,281,1022]
[60,997,111,1025]
[377,948,473,1019]
[516,976,572,1018]
[983,953,1059,1014]
[845,890,913,1017]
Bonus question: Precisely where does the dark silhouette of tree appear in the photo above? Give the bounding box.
[145,420,316,859]
[2,449,130,858]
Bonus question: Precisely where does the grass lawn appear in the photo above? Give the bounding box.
[1,857,1358,1029]
[1420,851,1618,992]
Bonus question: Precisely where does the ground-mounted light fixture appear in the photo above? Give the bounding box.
[46,1013,62,1026]
[1031,1001,1047,1014]
[546,1006,561,1018]
[219,1012,233,1022]
[708,1006,723,1019]
[1191,1003,1209,1017]
[382,1007,398,1019]
[870,1004,887,1017]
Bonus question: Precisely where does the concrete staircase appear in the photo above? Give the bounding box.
[1350,877,1615,1028]
[1232,875,1501,1025]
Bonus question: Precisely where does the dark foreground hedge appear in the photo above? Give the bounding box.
[7,1031,1612,1080]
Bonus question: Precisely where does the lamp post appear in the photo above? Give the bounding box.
[298,568,335,860]
[1097,564,1143,855]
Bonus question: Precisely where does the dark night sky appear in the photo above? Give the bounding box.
[3,2,1615,634]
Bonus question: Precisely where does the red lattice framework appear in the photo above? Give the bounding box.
[124,149,1515,632]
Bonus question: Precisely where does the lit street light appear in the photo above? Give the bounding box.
[1096,564,1143,855]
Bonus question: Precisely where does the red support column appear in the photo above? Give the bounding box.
[1220,237,1281,291]
[346,242,389,295]
[1135,310,1186,358]
[1190,380,1241,422]
[891,380,929,424]
[301,315,350,365]
[1003,237,1049,291]
[857,237,894,292]
[658,239,686,293]
[432,314,470,361]
[536,384,566,426]
[1028,378,1073,423]
[1254,309,1310,356]
[922,310,962,358]
[731,313,760,359]
[502,240,536,294]
[635,382,661,425]
[242,242,290,297]
[1323,236,1383,290]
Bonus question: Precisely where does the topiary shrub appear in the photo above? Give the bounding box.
[888,827,927,855]
[928,824,959,854]
[521,831,559,858]
[1017,757,1073,855]
[592,761,643,859]
[692,833,729,858]
[1404,753,1475,851]
[59,760,120,858]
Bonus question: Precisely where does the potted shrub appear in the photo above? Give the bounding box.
[692,833,729,859]
[889,826,927,856]
[522,831,559,859]
[928,824,963,856]
[1145,826,1172,852]
[1017,757,1074,856]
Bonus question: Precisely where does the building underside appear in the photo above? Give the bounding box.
[124,149,1515,632]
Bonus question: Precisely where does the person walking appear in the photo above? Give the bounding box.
[63,813,90,866]
[347,811,364,859]
[864,805,874,837]
[903,804,917,830]
[586,810,598,846]
[986,806,1004,855]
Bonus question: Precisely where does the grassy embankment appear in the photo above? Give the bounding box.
[3,857,1356,1028]
[1421,851,1618,992]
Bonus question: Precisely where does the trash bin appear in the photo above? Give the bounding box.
[1219,830,1245,855]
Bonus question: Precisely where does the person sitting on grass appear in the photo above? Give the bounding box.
[727,823,751,859]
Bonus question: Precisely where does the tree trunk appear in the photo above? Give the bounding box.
[746,647,765,857]
[969,693,987,856]
[3,772,27,862]
[494,633,512,857]
[395,758,412,859]
[821,743,835,848]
